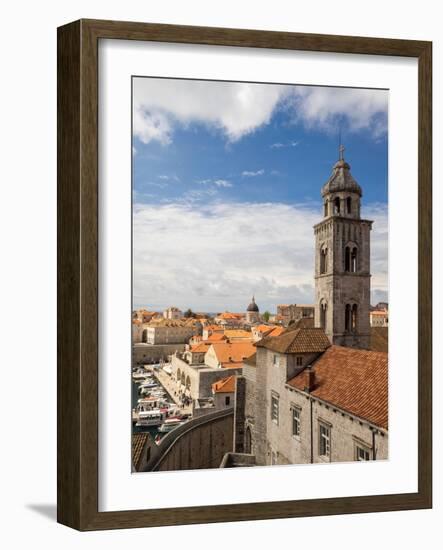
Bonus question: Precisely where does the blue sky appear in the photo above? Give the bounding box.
[132,78,388,312]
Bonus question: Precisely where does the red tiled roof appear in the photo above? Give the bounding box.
[132,433,148,468]
[205,325,224,332]
[224,329,252,339]
[268,326,285,337]
[189,342,212,353]
[287,345,388,429]
[285,317,315,331]
[256,327,331,354]
[212,375,236,393]
[210,341,255,366]
[207,333,228,342]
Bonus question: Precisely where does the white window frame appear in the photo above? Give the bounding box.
[273,353,279,367]
[354,442,371,461]
[319,422,331,458]
[291,406,301,438]
[271,392,279,425]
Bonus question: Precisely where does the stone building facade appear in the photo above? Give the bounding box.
[239,328,388,466]
[170,352,243,401]
[140,319,201,345]
[163,306,182,320]
[276,304,315,326]
[314,147,372,349]
[370,309,389,327]
[232,150,388,467]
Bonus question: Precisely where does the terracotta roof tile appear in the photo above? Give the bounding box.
[285,317,315,331]
[255,324,275,332]
[224,329,252,339]
[189,342,212,353]
[205,325,224,332]
[268,326,285,337]
[132,433,148,468]
[206,333,228,342]
[210,341,255,365]
[212,375,236,393]
[288,345,388,429]
[256,327,330,354]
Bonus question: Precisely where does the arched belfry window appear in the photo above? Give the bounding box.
[351,247,358,272]
[324,201,328,217]
[320,301,327,332]
[346,197,352,214]
[345,245,358,272]
[334,197,340,214]
[320,246,328,274]
[351,304,358,331]
[345,304,358,333]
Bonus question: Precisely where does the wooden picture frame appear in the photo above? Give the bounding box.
[57,19,432,531]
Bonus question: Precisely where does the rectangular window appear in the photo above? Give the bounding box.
[292,407,301,437]
[273,354,279,367]
[296,356,303,367]
[225,396,230,406]
[319,423,331,457]
[271,394,279,424]
[355,445,371,461]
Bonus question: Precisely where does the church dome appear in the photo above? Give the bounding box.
[321,151,362,198]
[247,296,259,312]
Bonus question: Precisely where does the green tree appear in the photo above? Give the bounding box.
[262,310,271,322]
[183,308,195,318]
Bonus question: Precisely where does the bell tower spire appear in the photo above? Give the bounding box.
[314,150,373,349]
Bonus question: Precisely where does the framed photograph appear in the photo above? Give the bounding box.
[57,19,432,530]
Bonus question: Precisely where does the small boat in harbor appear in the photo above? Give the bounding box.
[135,409,166,427]
[132,367,149,380]
[139,382,158,395]
[148,389,166,398]
[158,417,186,433]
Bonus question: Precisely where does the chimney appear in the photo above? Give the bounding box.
[304,366,316,393]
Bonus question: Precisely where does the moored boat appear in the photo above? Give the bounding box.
[135,409,165,427]
[158,417,186,433]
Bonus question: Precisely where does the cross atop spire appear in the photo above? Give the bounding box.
[339,143,345,161]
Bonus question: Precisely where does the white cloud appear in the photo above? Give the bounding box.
[270,141,300,149]
[133,200,388,311]
[287,87,388,137]
[133,78,388,146]
[362,202,389,301]
[133,78,288,145]
[197,178,233,188]
[158,174,180,182]
[214,179,232,188]
[133,107,173,145]
[242,169,265,177]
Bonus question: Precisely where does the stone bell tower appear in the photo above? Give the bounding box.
[314,146,373,349]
